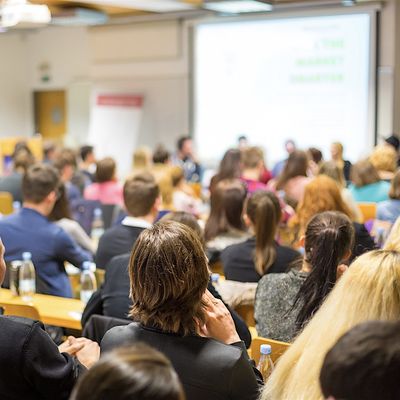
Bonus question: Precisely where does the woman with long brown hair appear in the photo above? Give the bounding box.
[221,191,300,283]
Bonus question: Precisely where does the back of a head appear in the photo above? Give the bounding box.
[48,183,71,221]
[133,147,152,170]
[246,191,282,275]
[294,175,353,231]
[294,211,354,330]
[262,249,400,400]
[276,150,308,189]
[129,221,209,335]
[22,164,60,204]
[124,172,159,217]
[161,211,203,246]
[241,146,264,170]
[320,320,400,400]
[308,147,323,164]
[204,179,246,241]
[370,145,397,173]
[96,157,116,183]
[53,148,77,172]
[351,159,380,187]
[71,344,185,400]
[218,148,241,180]
[385,135,400,152]
[13,149,35,172]
[319,161,346,187]
[153,145,170,164]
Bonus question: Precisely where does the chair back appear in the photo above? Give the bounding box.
[250,336,290,365]
[71,199,101,235]
[358,202,377,223]
[101,204,124,230]
[0,302,40,320]
[0,192,13,215]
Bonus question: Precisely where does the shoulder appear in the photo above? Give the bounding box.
[277,244,300,259]
[0,316,43,340]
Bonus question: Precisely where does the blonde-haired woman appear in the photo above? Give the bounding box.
[369,144,397,181]
[261,249,400,400]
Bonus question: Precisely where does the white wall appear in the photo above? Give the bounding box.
[0,33,32,137]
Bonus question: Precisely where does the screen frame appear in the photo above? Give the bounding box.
[189,5,379,165]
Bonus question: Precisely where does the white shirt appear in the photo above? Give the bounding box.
[121,216,152,229]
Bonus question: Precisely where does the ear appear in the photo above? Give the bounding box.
[46,190,57,203]
[153,196,162,212]
[243,213,251,227]
[342,249,352,262]
[298,235,305,248]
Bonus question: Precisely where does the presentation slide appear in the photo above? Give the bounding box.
[193,13,373,166]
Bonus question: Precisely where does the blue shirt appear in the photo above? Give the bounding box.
[377,199,400,224]
[349,181,390,203]
[0,208,92,297]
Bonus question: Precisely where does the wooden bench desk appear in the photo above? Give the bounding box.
[0,289,84,330]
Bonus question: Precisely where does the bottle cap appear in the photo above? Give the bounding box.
[22,252,32,261]
[82,261,92,270]
[211,273,220,283]
[260,344,272,355]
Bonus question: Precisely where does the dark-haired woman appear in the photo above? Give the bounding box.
[209,149,241,193]
[221,191,300,283]
[255,211,354,342]
[101,221,263,400]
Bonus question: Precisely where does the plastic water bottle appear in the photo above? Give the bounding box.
[211,273,220,291]
[257,344,275,380]
[80,261,97,304]
[19,252,36,302]
[91,208,104,242]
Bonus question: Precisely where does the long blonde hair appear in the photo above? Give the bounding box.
[261,250,400,400]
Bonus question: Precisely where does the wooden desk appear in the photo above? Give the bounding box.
[0,289,84,330]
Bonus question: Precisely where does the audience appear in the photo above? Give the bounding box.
[132,146,152,173]
[255,211,353,342]
[349,159,390,203]
[330,141,352,182]
[95,172,160,269]
[320,320,400,400]
[101,221,263,400]
[377,169,400,224]
[172,136,202,183]
[261,249,400,400]
[385,134,400,166]
[209,148,241,193]
[222,191,300,283]
[79,145,96,184]
[0,164,92,297]
[0,148,35,203]
[171,166,201,215]
[48,183,96,254]
[205,179,249,258]
[307,147,323,176]
[274,150,311,207]
[290,175,375,259]
[369,144,397,181]
[71,344,185,400]
[319,160,362,222]
[0,240,99,399]
[151,145,174,209]
[84,157,123,206]
[271,139,296,178]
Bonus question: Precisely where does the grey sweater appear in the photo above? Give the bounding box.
[255,269,308,343]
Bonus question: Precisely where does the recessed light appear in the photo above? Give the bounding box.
[204,0,273,14]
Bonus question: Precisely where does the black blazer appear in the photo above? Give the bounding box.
[0,316,82,400]
[95,224,145,269]
[82,253,252,348]
[102,322,263,400]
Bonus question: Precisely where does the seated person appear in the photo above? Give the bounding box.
[255,211,353,342]
[240,147,268,194]
[71,344,185,400]
[79,145,96,185]
[0,148,34,203]
[83,211,251,348]
[101,221,263,400]
[320,320,400,400]
[49,183,96,254]
[349,160,390,203]
[84,157,123,206]
[222,191,300,283]
[377,169,400,224]
[95,172,160,269]
[0,239,99,399]
[171,136,202,183]
[0,164,92,297]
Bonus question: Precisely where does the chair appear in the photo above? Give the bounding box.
[234,304,255,327]
[0,192,13,215]
[358,202,377,223]
[71,199,101,235]
[0,302,40,320]
[95,269,105,287]
[250,336,290,365]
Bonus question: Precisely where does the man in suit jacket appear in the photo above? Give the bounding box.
[95,172,160,269]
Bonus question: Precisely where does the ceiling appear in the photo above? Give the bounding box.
[28,0,367,18]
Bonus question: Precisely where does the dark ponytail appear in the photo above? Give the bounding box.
[294,211,354,331]
[246,191,282,275]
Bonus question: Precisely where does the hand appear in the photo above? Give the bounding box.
[198,290,240,345]
[58,336,85,355]
[75,340,100,369]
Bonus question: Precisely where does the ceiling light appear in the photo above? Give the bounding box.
[342,0,356,6]
[76,0,195,12]
[203,0,273,14]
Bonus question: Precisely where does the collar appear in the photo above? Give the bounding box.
[121,216,152,229]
